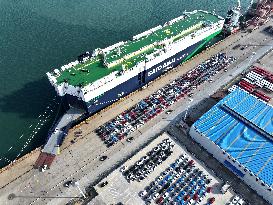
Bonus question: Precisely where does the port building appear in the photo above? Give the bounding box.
[189,88,273,204]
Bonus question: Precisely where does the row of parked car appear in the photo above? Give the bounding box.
[95,53,236,147]
[237,67,273,102]
[120,138,175,182]
[139,153,212,205]
[227,195,245,205]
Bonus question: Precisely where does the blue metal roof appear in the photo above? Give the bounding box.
[193,88,273,186]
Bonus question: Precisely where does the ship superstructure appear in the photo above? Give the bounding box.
[47,10,224,114]
[223,0,241,34]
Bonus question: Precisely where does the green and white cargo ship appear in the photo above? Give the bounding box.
[47,10,224,115]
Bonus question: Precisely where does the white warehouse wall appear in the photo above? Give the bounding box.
[189,126,273,204]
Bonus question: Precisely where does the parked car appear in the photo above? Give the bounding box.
[99,156,108,161]
[63,180,73,188]
[209,197,215,204]
[100,181,108,187]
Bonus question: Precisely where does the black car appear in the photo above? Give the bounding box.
[100,181,108,187]
[106,142,114,148]
[232,44,241,50]
[126,137,134,142]
[165,110,173,115]
[63,180,73,188]
[99,156,108,161]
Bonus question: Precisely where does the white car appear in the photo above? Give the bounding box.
[174,174,180,179]
[163,192,169,199]
[232,196,240,204]
[159,175,163,180]
[176,158,183,164]
[139,190,147,198]
[184,172,190,178]
[152,193,160,200]
[53,128,59,134]
[188,199,195,205]
[237,198,245,205]
[120,166,127,173]
[221,182,230,194]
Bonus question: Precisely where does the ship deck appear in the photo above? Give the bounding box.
[55,11,221,87]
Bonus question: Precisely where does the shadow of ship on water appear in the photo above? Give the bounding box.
[0,78,57,118]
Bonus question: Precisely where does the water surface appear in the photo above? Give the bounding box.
[0,0,252,168]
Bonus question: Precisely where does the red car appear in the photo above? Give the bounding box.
[193,193,199,200]
[207,187,212,193]
[118,134,124,140]
[188,160,195,166]
[156,108,162,113]
[209,197,215,204]
[184,195,190,201]
[156,196,163,204]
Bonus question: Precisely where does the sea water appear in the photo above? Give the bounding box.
[0,0,252,168]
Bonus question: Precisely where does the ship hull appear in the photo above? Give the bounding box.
[64,30,221,114]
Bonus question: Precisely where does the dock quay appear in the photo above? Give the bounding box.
[0,18,273,205]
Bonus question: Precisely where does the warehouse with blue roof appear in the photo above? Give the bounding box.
[189,88,273,204]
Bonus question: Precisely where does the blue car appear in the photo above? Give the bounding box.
[180,201,186,205]
[159,180,165,186]
[165,175,172,181]
[190,181,196,187]
[112,136,118,142]
[175,182,180,187]
[176,195,182,202]
[189,190,195,196]
[193,185,198,190]
[198,189,205,195]
[184,186,190,192]
[179,191,186,196]
[198,180,204,186]
[171,163,177,168]
[167,186,175,192]
[178,177,185,183]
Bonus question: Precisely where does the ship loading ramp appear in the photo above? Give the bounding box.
[34,107,84,169]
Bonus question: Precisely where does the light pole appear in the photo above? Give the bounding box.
[248,51,256,68]
[184,107,188,122]
[184,100,192,122]
[73,181,86,199]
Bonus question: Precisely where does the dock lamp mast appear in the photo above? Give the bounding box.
[73,181,87,199]
[248,52,257,68]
